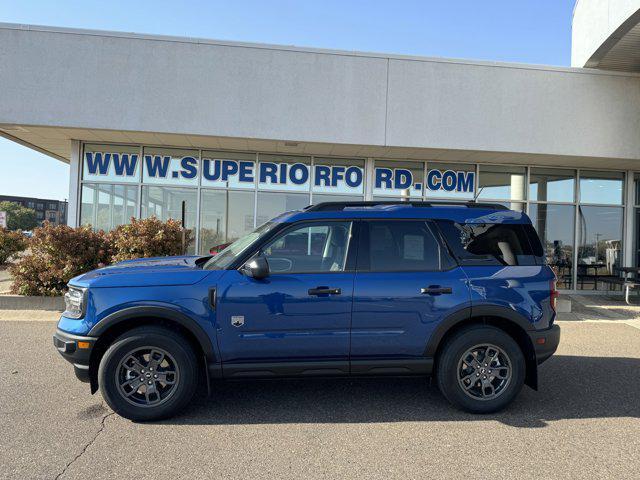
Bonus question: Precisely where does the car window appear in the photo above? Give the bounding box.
[436,221,542,266]
[204,221,277,270]
[363,221,442,272]
[261,221,353,273]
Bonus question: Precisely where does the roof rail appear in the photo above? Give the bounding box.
[304,201,509,212]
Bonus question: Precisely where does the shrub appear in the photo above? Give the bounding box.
[108,217,192,263]
[0,201,38,231]
[10,223,109,296]
[9,218,192,296]
[0,228,27,265]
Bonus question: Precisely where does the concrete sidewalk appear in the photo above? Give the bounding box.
[0,309,62,321]
[558,294,640,330]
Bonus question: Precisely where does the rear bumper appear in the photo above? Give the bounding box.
[528,324,561,365]
[52,329,97,383]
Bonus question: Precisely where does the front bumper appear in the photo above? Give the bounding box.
[52,329,97,383]
[528,324,561,365]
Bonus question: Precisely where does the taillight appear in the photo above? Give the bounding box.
[550,279,559,312]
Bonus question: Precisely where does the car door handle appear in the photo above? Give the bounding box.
[308,287,341,296]
[421,286,452,295]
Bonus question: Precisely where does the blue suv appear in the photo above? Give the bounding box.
[53,201,560,420]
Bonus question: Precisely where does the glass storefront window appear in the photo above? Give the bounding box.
[80,183,138,231]
[372,197,423,203]
[256,192,309,226]
[577,205,623,290]
[528,203,575,289]
[257,154,311,192]
[202,151,256,190]
[373,160,424,199]
[425,162,475,200]
[199,190,227,255]
[529,168,575,203]
[312,193,364,204]
[579,171,624,205]
[634,173,640,206]
[80,184,96,227]
[228,191,256,241]
[142,147,199,187]
[77,143,638,290]
[496,202,525,211]
[141,186,197,254]
[477,165,526,201]
[96,185,111,231]
[199,190,258,253]
[83,144,140,184]
[312,157,365,196]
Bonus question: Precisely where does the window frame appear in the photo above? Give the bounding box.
[356,219,451,273]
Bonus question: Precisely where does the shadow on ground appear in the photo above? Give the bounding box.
[157,355,640,428]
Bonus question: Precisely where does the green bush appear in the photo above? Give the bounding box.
[0,201,39,231]
[108,217,192,263]
[10,223,110,296]
[0,228,27,265]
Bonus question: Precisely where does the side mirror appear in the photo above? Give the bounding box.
[242,255,270,280]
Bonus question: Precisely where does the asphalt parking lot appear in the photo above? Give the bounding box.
[1,320,639,480]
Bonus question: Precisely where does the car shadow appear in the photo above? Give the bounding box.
[158,355,640,428]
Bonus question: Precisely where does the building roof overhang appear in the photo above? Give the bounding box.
[3,22,640,168]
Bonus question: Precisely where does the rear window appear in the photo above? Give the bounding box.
[436,221,543,266]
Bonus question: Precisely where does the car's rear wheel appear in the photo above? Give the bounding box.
[436,325,525,413]
[98,326,198,421]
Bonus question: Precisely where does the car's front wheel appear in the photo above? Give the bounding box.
[98,326,198,421]
[436,325,525,413]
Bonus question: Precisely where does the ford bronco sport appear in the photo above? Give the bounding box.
[53,201,560,420]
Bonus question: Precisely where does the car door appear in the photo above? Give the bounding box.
[216,220,357,377]
[350,219,470,374]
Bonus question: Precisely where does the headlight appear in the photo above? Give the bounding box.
[63,286,86,319]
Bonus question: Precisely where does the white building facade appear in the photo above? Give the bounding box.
[2,2,640,292]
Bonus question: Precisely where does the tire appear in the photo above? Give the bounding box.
[98,326,198,421]
[436,325,525,414]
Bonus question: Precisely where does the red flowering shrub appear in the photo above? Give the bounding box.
[108,217,192,263]
[9,218,192,296]
[0,228,27,265]
[10,223,110,296]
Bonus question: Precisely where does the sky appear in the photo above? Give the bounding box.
[0,0,577,201]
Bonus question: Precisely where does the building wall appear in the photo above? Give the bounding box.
[572,0,640,67]
[2,23,640,162]
[0,195,67,226]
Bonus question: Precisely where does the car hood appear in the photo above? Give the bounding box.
[70,255,220,288]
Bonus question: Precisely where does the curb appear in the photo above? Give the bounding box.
[0,295,64,311]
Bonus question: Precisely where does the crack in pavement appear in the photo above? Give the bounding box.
[54,409,115,480]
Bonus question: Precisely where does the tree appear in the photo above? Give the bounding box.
[0,201,39,231]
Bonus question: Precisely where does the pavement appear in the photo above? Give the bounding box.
[0,318,639,480]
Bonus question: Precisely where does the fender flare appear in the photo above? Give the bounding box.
[88,306,217,362]
[424,304,534,358]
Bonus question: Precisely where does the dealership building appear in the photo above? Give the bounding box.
[2,0,640,292]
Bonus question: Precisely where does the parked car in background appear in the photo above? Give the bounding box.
[53,201,560,421]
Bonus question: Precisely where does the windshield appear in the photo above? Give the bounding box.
[203,222,277,270]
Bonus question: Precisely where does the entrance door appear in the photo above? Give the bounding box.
[216,220,356,377]
[350,220,470,374]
